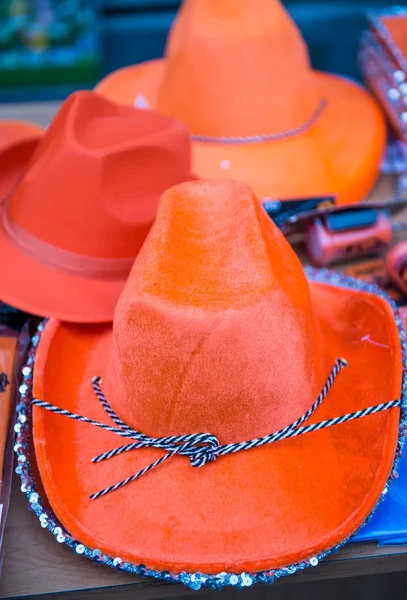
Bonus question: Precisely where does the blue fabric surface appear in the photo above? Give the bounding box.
[352,450,407,544]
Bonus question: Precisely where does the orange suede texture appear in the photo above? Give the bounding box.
[0,121,43,202]
[0,91,194,322]
[159,0,319,137]
[108,180,329,440]
[95,0,386,204]
[10,91,192,257]
[33,180,401,574]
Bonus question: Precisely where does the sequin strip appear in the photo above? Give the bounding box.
[191,99,327,144]
[32,359,400,500]
[13,267,407,590]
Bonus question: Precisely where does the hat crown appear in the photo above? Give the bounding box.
[157,0,321,137]
[0,121,42,204]
[107,179,329,443]
[7,91,192,259]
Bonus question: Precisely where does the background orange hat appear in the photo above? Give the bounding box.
[0,120,43,203]
[0,90,194,323]
[20,179,404,589]
[95,0,386,205]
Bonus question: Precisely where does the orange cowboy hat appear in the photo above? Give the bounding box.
[15,179,405,590]
[0,90,194,323]
[0,119,43,203]
[95,0,386,205]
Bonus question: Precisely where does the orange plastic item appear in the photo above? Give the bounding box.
[345,259,389,287]
[306,211,392,266]
[32,179,401,575]
[0,91,194,323]
[96,0,386,204]
[0,336,17,484]
[0,323,28,575]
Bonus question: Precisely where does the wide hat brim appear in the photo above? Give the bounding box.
[0,123,118,322]
[0,212,129,322]
[95,62,386,205]
[16,269,405,588]
[0,105,196,323]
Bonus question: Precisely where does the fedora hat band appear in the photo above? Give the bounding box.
[190,99,328,144]
[1,199,136,280]
[32,356,400,501]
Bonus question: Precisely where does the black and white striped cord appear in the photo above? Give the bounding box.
[31,358,401,500]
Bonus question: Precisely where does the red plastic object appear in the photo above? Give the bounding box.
[306,211,392,266]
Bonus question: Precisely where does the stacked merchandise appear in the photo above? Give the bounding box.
[3,0,407,591]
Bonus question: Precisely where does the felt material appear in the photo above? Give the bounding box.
[107,180,329,440]
[95,0,386,205]
[0,120,43,203]
[0,90,194,323]
[33,179,401,574]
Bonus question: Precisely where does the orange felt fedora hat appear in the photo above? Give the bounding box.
[95,0,386,205]
[0,120,43,203]
[0,90,194,323]
[15,179,406,590]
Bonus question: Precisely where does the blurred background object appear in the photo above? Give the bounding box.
[0,0,404,103]
[0,0,101,101]
[103,0,405,83]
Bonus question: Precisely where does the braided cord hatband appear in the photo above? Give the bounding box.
[32,357,401,500]
[191,99,328,145]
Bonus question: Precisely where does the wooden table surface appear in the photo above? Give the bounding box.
[1,102,407,599]
[3,466,407,600]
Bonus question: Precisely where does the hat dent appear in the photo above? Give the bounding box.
[159,0,321,137]
[9,90,192,259]
[107,179,329,442]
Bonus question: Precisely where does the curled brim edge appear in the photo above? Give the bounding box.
[14,266,407,591]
